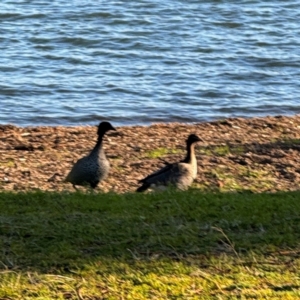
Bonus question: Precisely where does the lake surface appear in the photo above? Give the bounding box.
[1,0,300,127]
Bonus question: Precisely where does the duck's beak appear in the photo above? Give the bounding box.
[109,127,121,137]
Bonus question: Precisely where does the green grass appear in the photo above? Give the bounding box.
[199,144,245,156]
[0,159,15,168]
[144,147,182,159]
[280,137,300,145]
[204,165,276,192]
[0,190,299,299]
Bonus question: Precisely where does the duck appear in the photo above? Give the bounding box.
[136,134,202,192]
[65,121,116,190]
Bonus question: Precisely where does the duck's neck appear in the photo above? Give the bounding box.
[182,143,196,164]
[90,133,105,155]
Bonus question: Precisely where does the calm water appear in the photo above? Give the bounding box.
[1,0,300,127]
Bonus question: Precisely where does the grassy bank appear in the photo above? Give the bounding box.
[0,190,299,299]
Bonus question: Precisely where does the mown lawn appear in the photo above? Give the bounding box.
[0,190,299,299]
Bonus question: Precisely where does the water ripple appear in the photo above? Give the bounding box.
[1,0,300,126]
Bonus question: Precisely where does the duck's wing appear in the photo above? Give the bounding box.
[139,162,178,184]
[137,161,194,192]
[139,164,172,183]
[136,163,177,192]
[65,156,90,184]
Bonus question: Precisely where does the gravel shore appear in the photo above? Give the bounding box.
[1,115,300,193]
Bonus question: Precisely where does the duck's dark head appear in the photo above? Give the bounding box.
[97,121,116,135]
[186,134,202,145]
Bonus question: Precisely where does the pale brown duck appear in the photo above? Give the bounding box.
[136,134,202,192]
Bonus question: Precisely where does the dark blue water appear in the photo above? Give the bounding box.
[1,0,300,126]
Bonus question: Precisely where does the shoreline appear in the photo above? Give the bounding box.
[1,114,300,193]
[2,112,299,129]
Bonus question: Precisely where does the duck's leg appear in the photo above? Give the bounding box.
[136,182,151,192]
[90,181,99,189]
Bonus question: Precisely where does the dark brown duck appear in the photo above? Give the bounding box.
[65,121,116,190]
